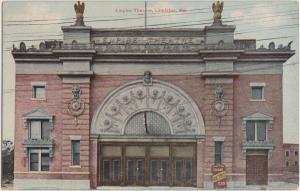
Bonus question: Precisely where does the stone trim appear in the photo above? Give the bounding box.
[213,136,226,142]
[91,79,205,136]
[242,140,274,159]
[69,135,81,140]
[242,112,273,130]
[14,178,90,190]
[23,108,54,129]
[23,139,54,157]
[250,82,266,87]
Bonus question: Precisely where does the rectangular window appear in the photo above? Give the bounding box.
[256,121,266,141]
[295,161,298,166]
[103,160,110,181]
[41,153,49,171]
[71,140,80,166]
[29,120,50,140]
[251,86,264,100]
[30,153,39,171]
[246,121,267,141]
[29,150,49,171]
[246,121,255,141]
[32,85,45,99]
[286,151,290,157]
[295,151,298,157]
[113,160,121,181]
[215,141,222,164]
[286,161,289,166]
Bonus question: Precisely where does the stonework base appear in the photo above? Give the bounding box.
[13,178,90,190]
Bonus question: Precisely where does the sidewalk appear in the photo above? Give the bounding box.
[97,183,299,191]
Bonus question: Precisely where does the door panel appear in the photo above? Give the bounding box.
[150,159,169,185]
[246,155,268,185]
[174,159,193,186]
[126,158,145,185]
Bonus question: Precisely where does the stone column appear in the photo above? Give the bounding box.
[197,140,205,188]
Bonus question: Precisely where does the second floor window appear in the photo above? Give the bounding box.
[32,85,45,99]
[295,151,298,157]
[246,121,266,141]
[251,86,264,100]
[29,120,50,140]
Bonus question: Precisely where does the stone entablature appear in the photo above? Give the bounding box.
[23,139,54,157]
[242,140,274,158]
[23,108,54,129]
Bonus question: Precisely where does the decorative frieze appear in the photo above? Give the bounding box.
[242,140,273,159]
[23,139,54,157]
[91,77,205,136]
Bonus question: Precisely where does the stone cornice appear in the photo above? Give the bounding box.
[57,71,94,77]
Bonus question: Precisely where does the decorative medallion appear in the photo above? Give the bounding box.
[211,86,228,128]
[67,85,85,125]
[143,71,153,86]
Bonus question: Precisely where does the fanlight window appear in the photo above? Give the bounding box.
[125,111,171,135]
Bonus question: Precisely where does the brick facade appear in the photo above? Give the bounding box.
[12,2,295,189]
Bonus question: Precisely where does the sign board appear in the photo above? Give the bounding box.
[211,164,227,188]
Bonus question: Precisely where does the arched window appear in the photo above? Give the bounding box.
[125,111,171,135]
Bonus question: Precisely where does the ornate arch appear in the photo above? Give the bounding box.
[91,80,205,137]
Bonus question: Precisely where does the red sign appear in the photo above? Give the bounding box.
[212,164,227,188]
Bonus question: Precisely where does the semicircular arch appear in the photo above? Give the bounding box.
[91,79,205,136]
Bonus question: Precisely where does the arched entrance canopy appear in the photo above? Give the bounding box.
[91,80,205,137]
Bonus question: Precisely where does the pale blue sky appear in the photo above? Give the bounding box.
[2,0,299,143]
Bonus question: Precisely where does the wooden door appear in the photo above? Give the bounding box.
[150,158,169,186]
[246,155,268,185]
[173,159,193,186]
[125,158,145,186]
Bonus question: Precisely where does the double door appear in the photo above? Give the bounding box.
[125,158,145,185]
[246,155,268,185]
[150,158,169,185]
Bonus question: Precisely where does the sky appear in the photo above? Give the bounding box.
[1,0,299,143]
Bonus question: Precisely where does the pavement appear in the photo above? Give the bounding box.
[97,183,299,191]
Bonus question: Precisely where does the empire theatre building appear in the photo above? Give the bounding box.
[12,1,294,190]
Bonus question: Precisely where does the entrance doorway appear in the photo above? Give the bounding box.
[99,143,196,187]
[150,158,169,185]
[125,158,145,185]
[246,154,268,185]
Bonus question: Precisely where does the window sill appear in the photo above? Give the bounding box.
[250,99,265,102]
[69,165,81,168]
[31,98,46,101]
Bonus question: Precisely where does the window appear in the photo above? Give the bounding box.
[251,86,263,100]
[250,82,265,101]
[286,151,290,157]
[29,120,50,140]
[295,151,298,157]
[215,141,222,164]
[71,140,80,166]
[246,121,266,141]
[286,161,289,167]
[295,161,298,166]
[29,149,49,171]
[32,85,45,99]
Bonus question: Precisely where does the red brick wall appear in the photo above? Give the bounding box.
[233,74,283,181]
[15,73,283,184]
[14,74,63,178]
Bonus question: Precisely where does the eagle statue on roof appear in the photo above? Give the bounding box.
[74,1,85,17]
[212,1,223,24]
